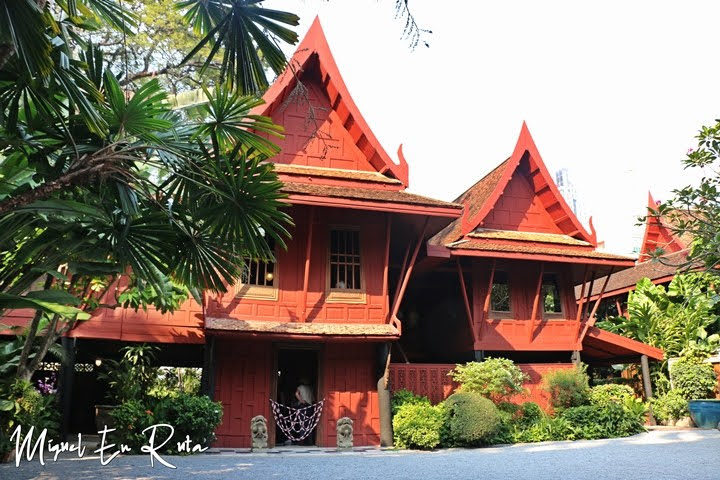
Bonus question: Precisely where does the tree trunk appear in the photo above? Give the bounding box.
[16,275,54,380]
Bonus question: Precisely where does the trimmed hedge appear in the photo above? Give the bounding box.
[441,392,500,447]
[392,402,445,450]
[671,358,718,400]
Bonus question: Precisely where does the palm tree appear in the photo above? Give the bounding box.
[0,0,299,383]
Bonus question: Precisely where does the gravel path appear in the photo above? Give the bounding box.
[1,429,718,480]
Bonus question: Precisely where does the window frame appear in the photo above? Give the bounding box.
[540,272,564,319]
[326,226,366,304]
[235,243,279,301]
[489,270,514,319]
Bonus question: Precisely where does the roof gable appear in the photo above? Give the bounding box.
[458,123,596,244]
[252,17,409,186]
[639,192,687,262]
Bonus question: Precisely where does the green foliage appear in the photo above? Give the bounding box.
[651,390,689,423]
[392,402,445,450]
[560,401,645,440]
[98,345,159,404]
[391,389,430,416]
[448,358,528,403]
[589,384,636,407]
[151,367,202,397]
[542,366,590,411]
[0,379,60,458]
[108,400,157,450]
[670,357,718,400]
[511,414,574,443]
[441,392,501,447]
[153,394,222,454]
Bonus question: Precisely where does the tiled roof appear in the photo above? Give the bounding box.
[205,317,398,337]
[428,160,509,245]
[273,164,402,185]
[448,239,636,261]
[577,250,700,298]
[281,182,463,210]
[467,229,592,246]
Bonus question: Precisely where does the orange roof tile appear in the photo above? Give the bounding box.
[448,239,635,262]
[273,164,402,185]
[467,229,592,246]
[205,317,398,338]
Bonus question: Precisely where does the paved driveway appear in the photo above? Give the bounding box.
[2,429,719,480]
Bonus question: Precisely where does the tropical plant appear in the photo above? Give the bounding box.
[98,344,159,404]
[448,358,528,403]
[542,366,590,411]
[391,389,430,416]
[651,390,689,424]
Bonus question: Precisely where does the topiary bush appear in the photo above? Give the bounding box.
[441,392,501,447]
[542,366,590,411]
[651,390,689,424]
[392,402,445,450]
[560,401,645,440]
[391,389,430,416]
[670,357,717,400]
[448,358,528,403]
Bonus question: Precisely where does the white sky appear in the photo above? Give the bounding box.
[264,1,716,254]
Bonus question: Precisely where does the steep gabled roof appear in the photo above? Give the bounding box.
[431,123,597,247]
[638,192,689,262]
[252,16,409,186]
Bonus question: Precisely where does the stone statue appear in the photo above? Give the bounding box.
[336,417,353,449]
[251,415,268,450]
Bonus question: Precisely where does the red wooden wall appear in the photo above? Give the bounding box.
[470,260,580,351]
[206,205,389,326]
[389,363,575,410]
[213,340,380,448]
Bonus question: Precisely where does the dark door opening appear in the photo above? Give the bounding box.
[275,348,319,446]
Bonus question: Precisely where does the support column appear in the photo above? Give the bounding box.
[59,337,76,441]
[640,354,656,425]
[474,350,485,362]
[571,350,581,366]
[200,336,216,400]
[376,343,393,447]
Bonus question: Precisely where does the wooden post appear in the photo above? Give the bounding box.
[571,350,581,366]
[640,354,656,425]
[527,262,544,343]
[456,258,475,341]
[615,298,623,317]
[59,337,76,441]
[376,343,393,446]
[200,336,216,399]
[578,267,615,343]
[391,244,411,311]
[390,217,429,323]
[300,207,315,322]
[480,259,497,341]
[382,214,393,316]
[575,265,589,326]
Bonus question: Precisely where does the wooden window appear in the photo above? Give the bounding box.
[490,271,511,315]
[327,228,365,303]
[541,273,563,316]
[235,239,278,300]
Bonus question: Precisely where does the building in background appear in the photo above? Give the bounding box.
[555,168,586,227]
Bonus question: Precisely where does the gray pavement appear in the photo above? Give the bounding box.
[1,429,719,480]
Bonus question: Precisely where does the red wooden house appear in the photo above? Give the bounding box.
[2,17,666,448]
[390,123,663,407]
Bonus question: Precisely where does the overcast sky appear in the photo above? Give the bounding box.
[264,1,716,254]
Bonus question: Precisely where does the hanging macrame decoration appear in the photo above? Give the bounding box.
[269,398,325,442]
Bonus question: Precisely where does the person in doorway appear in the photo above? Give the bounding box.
[294,378,314,406]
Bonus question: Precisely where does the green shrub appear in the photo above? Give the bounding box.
[392,402,445,450]
[560,402,645,440]
[153,394,223,454]
[391,389,430,416]
[670,357,717,400]
[543,366,590,411]
[0,379,61,457]
[441,392,501,447]
[651,390,689,423]
[109,400,157,450]
[518,402,543,428]
[448,358,528,403]
[589,384,636,407]
[512,414,574,443]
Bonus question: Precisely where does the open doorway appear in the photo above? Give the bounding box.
[275,348,319,446]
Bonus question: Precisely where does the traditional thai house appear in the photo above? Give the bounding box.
[2,17,666,449]
[389,124,664,408]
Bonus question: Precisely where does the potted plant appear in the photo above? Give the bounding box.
[671,346,720,429]
[95,345,159,432]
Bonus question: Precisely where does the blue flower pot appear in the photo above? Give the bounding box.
[688,399,720,429]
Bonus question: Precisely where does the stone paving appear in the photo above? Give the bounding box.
[1,429,719,480]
